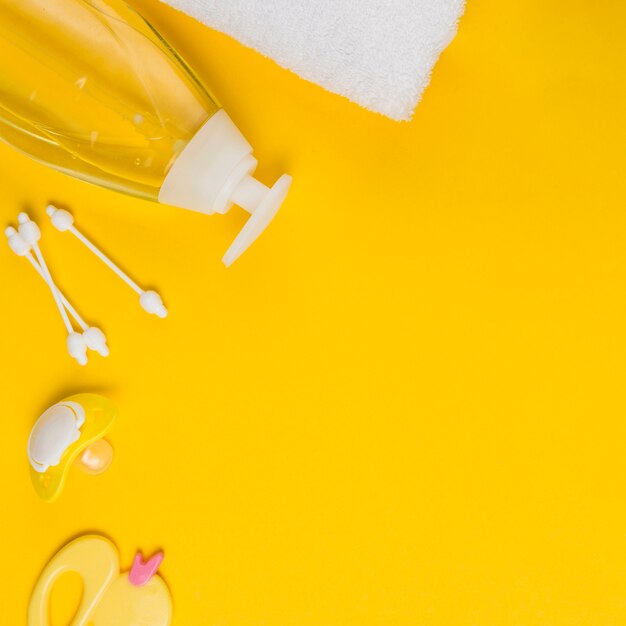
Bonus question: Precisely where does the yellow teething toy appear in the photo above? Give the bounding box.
[28,393,117,502]
[29,535,173,626]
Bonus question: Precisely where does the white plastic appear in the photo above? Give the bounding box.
[224,174,291,267]
[159,109,292,266]
[17,212,41,246]
[47,205,168,318]
[82,326,110,356]
[28,401,86,473]
[67,331,88,366]
[47,208,74,232]
[5,226,30,256]
[139,290,168,318]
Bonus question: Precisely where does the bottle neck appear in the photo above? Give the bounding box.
[231,176,270,214]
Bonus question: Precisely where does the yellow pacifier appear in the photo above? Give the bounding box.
[29,535,173,626]
[28,393,117,502]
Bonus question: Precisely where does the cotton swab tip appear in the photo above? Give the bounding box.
[83,326,109,357]
[67,332,88,365]
[46,206,74,231]
[5,226,30,256]
[17,213,41,245]
[139,290,168,318]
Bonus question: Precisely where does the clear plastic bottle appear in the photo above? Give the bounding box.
[0,0,291,265]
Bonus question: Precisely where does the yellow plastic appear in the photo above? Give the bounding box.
[30,393,117,503]
[28,535,172,626]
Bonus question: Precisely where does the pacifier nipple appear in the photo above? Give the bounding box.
[76,438,114,475]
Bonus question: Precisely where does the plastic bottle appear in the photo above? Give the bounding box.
[0,0,291,265]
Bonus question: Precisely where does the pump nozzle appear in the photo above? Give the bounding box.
[158,109,292,266]
[223,173,291,267]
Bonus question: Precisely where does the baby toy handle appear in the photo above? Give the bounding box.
[28,536,118,626]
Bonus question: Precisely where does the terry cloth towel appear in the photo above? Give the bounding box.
[160,0,465,121]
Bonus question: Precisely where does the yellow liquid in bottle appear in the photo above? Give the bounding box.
[0,0,220,199]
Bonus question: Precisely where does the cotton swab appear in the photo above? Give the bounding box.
[26,249,86,328]
[7,222,87,365]
[22,249,109,356]
[46,205,168,318]
[11,213,87,365]
[16,215,74,336]
[7,217,109,362]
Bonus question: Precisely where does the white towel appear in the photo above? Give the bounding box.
[160,0,465,121]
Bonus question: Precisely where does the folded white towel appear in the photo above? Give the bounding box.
[160,0,465,121]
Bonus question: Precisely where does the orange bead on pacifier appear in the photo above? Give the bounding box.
[28,393,118,502]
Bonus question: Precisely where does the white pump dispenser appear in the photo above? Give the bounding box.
[0,0,291,266]
[158,110,292,266]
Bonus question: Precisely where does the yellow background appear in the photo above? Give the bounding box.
[2,0,626,623]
